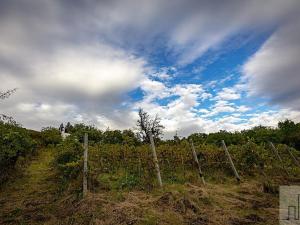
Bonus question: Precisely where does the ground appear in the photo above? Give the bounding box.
[0,148,282,224]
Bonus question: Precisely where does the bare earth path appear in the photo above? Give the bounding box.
[0,148,58,224]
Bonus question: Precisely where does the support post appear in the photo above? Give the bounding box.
[83,133,88,197]
[285,146,300,168]
[269,142,289,176]
[148,132,163,188]
[221,140,241,182]
[190,140,205,185]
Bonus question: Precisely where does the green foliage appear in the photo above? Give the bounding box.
[19,118,300,191]
[229,142,264,174]
[122,129,139,146]
[188,119,300,150]
[41,127,62,146]
[54,137,83,179]
[64,122,139,145]
[60,119,300,151]
[85,140,300,191]
[70,123,102,143]
[278,120,300,149]
[242,126,280,144]
[205,130,246,146]
[0,121,36,183]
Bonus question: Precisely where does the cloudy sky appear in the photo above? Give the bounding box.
[1,0,300,138]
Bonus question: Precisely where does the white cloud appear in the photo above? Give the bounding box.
[243,16,300,111]
[215,87,241,101]
[31,45,146,98]
[168,0,299,64]
[236,105,251,113]
[0,43,147,129]
[0,0,300,136]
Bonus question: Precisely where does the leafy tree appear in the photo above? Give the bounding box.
[122,129,139,146]
[242,126,280,144]
[188,133,208,145]
[65,122,73,133]
[205,130,246,146]
[41,127,62,146]
[58,123,64,132]
[69,123,103,143]
[278,119,300,149]
[136,108,164,143]
[103,129,123,144]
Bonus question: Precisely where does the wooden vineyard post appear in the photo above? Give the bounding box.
[83,133,88,197]
[189,140,206,185]
[148,132,163,188]
[269,142,289,176]
[285,146,300,168]
[180,152,186,179]
[221,140,241,182]
[138,151,142,178]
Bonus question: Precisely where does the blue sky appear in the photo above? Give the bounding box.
[0,0,300,138]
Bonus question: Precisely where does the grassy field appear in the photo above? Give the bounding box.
[0,146,295,225]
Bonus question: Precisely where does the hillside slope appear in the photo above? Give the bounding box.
[0,149,59,224]
[0,148,283,225]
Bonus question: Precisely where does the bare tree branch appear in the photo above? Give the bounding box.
[0,88,17,100]
[0,88,17,124]
[137,108,164,143]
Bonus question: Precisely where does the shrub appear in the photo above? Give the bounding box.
[41,127,62,146]
[54,137,83,179]
[229,142,264,175]
[0,121,36,183]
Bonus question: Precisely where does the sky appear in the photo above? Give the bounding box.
[1,0,300,139]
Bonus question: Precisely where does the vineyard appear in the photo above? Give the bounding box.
[55,135,300,193]
[1,120,300,224]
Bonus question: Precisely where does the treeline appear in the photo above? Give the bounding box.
[41,123,139,146]
[188,120,300,149]
[43,119,300,150]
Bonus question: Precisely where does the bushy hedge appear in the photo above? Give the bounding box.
[53,136,83,179]
[0,121,36,183]
[41,127,62,146]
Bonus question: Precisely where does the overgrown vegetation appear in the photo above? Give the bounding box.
[40,127,62,146]
[0,121,37,183]
[50,119,300,193]
[2,115,300,224]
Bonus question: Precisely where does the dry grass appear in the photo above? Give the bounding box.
[0,148,297,225]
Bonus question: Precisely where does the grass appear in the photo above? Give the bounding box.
[0,148,58,224]
[0,147,296,224]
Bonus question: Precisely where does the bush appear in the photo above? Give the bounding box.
[0,121,36,183]
[41,127,62,146]
[229,142,264,175]
[54,137,83,179]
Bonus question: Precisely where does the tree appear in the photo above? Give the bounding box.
[41,127,62,146]
[0,89,17,124]
[103,130,123,144]
[137,108,164,143]
[0,88,17,100]
[59,123,64,132]
[122,129,139,145]
[65,122,73,133]
[278,119,300,149]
